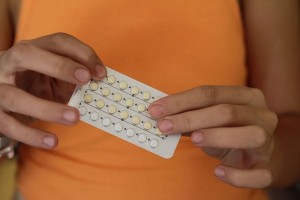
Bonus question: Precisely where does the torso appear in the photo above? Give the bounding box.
[15,1,267,199]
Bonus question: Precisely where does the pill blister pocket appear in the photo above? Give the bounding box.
[69,67,181,159]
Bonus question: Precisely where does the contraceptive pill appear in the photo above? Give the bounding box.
[69,67,181,158]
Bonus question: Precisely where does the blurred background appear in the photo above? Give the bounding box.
[0,158,17,200]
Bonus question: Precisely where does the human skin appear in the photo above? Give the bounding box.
[1,0,300,189]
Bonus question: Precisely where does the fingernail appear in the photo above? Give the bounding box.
[149,104,164,117]
[215,167,225,178]
[159,119,174,132]
[43,136,56,147]
[63,110,78,123]
[74,68,90,82]
[191,132,203,144]
[95,65,106,78]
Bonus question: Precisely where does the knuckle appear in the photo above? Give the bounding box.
[51,32,72,44]
[22,129,35,144]
[202,85,219,104]
[217,104,236,123]
[7,123,17,138]
[228,171,241,187]
[0,85,18,112]
[260,170,273,187]
[7,41,31,64]
[181,112,194,132]
[253,126,268,147]
[3,117,18,139]
[82,45,97,63]
[173,96,182,111]
[268,111,278,128]
[250,88,266,105]
[51,57,69,74]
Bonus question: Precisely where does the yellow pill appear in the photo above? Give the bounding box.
[142,91,151,100]
[84,93,93,103]
[101,87,111,96]
[137,103,146,112]
[119,81,128,90]
[155,128,163,136]
[132,116,141,125]
[131,86,140,95]
[114,93,122,102]
[108,105,117,114]
[143,121,152,130]
[96,99,105,109]
[120,110,129,119]
[125,98,134,107]
[107,75,116,84]
[89,82,99,91]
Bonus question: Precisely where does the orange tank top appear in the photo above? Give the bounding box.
[16,1,268,199]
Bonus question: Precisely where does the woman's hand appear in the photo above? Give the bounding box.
[148,86,278,188]
[0,33,106,149]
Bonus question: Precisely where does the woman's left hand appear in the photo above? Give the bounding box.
[148,85,278,188]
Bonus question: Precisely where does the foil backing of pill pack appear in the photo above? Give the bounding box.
[68,67,181,159]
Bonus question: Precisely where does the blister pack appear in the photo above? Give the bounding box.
[69,67,181,158]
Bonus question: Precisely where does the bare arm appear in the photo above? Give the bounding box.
[242,0,300,187]
[0,0,14,50]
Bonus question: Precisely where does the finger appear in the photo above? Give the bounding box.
[31,33,106,79]
[157,104,271,134]
[214,165,272,188]
[190,126,268,149]
[0,84,79,125]
[2,42,91,85]
[0,112,57,149]
[148,86,266,118]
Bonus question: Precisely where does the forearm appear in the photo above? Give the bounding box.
[0,0,15,50]
[271,114,300,187]
[242,0,300,187]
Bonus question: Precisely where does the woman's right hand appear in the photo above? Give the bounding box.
[0,33,107,149]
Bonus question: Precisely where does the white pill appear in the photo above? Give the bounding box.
[143,121,152,130]
[155,128,163,136]
[119,81,128,90]
[132,116,141,125]
[137,103,146,112]
[89,82,99,91]
[113,93,122,102]
[142,91,151,100]
[78,106,87,115]
[96,99,105,109]
[84,93,93,103]
[131,86,140,95]
[120,110,129,119]
[125,98,134,107]
[108,105,117,114]
[138,134,147,143]
[150,139,159,148]
[107,75,116,84]
[126,128,135,137]
[101,87,111,96]
[114,123,123,132]
[90,112,99,121]
[102,117,111,127]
